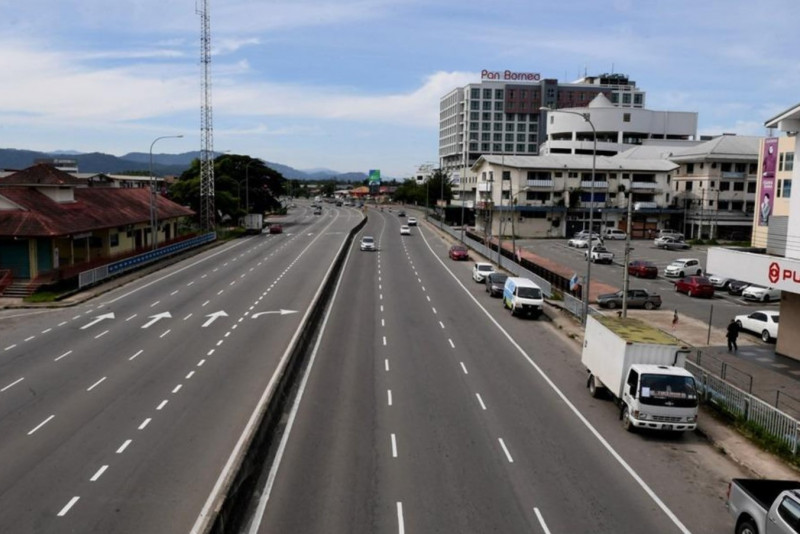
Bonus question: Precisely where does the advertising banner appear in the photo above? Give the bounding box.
[759,137,778,226]
[368,169,381,185]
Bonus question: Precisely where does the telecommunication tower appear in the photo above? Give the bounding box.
[197,0,215,230]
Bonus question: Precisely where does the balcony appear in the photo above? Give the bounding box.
[630,181,658,190]
[721,171,747,179]
[526,180,554,188]
[580,180,608,189]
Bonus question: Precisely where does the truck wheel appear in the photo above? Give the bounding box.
[622,406,635,433]
[735,519,758,534]
[588,375,601,398]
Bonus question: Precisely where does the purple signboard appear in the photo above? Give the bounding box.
[759,137,778,226]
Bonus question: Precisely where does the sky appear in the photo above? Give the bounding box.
[1,0,799,179]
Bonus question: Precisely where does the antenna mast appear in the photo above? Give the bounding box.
[197,0,215,230]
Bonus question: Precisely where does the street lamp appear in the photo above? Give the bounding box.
[149,134,184,250]
[541,106,597,324]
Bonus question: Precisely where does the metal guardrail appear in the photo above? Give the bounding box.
[79,232,217,288]
[686,360,800,455]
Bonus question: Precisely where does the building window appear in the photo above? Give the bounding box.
[469,132,478,140]
[504,143,514,152]
[505,133,514,142]
[786,152,795,171]
[495,102,503,111]
[517,144,525,151]
[493,143,501,152]
[482,112,491,120]
[481,132,490,141]
[482,122,491,130]
[483,101,491,110]
[471,88,480,99]
[718,201,729,210]
[502,171,511,181]
[622,94,631,104]
[747,182,756,193]
[481,143,489,151]
[783,179,793,198]
[494,113,503,121]
[685,181,693,191]
[110,233,120,247]
[495,89,504,99]
[686,163,694,174]
[493,133,502,141]
[517,134,526,142]
[528,144,536,152]
[470,112,479,120]
[733,182,744,191]
[634,94,643,105]
[470,101,480,110]
[568,172,578,178]
[719,181,730,191]
[469,142,478,151]
[623,113,631,122]
[470,122,479,130]
[506,123,515,131]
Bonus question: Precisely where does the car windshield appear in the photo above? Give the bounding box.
[639,375,699,408]
[518,287,542,299]
[478,265,493,272]
[362,237,373,243]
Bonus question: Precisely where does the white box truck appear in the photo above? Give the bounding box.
[243,213,263,234]
[582,315,698,433]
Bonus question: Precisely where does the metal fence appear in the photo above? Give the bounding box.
[79,232,217,288]
[686,360,800,455]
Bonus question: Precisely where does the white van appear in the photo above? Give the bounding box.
[502,277,544,318]
[603,228,627,240]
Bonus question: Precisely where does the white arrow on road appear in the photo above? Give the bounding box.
[141,312,172,329]
[80,313,115,330]
[251,309,298,318]
[202,311,228,328]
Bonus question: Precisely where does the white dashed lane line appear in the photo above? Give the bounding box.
[476,393,487,410]
[498,438,514,463]
[1,377,24,392]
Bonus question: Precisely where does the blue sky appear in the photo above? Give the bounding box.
[1,0,798,178]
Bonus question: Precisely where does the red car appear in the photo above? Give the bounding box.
[269,224,283,234]
[674,276,715,298]
[448,244,469,261]
[628,260,658,279]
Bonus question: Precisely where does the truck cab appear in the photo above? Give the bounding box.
[621,364,699,432]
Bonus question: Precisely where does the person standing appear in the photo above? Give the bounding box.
[727,319,739,352]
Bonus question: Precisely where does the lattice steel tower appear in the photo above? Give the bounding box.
[197,0,215,230]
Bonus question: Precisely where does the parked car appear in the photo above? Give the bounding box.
[602,228,627,240]
[742,285,781,303]
[407,217,417,226]
[585,245,614,264]
[568,236,603,249]
[502,277,544,318]
[573,230,600,239]
[664,258,703,278]
[735,310,780,342]
[485,273,508,297]
[654,236,691,249]
[727,279,751,296]
[472,262,495,282]
[400,225,411,235]
[597,289,662,310]
[657,229,685,240]
[448,244,469,260]
[268,223,283,234]
[628,260,659,279]
[674,275,715,298]
[360,236,376,251]
[708,273,733,289]
[727,478,800,534]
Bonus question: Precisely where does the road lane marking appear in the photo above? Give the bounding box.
[397,502,405,534]
[58,321,68,326]
[198,359,206,366]
[385,359,390,371]
[90,465,108,482]
[170,290,179,296]
[86,377,107,391]
[460,362,468,375]
[94,330,109,339]
[4,344,17,351]
[448,339,455,349]
[476,393,487,410]
[129,350,143,361]
[41,328,52,334]
[1,377,24,392]
[391,433,398,458]
[157,400,168,410]
[498,438,514,463]
[383,336,387,346]
[116,440,132,454]
[387,390,393,406]
[381,318,385,327]
[439,321,445,329]
[202,300,210,307]
[432,307,437,314]
[186,371,195,379]
[138,418,151,430]
[534,507,552,534]
[160,329,171,338]
[28,415,55,435]
[126,314,137,321]
[57,496,80,517]
[55,350,73,362]
[184,313,193,320]
[24,336,35,342]
[172,385,183,394]
[150,300,160,308]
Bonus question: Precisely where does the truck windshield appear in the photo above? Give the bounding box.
[518,287,542,299]
[639,374,698,408]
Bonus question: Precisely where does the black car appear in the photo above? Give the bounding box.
[727,279,750,296]
[485,273,508,297]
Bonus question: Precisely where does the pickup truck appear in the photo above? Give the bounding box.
[727,478,800,534]
[585,245,614,264]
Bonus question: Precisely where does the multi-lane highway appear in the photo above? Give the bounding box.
[247,209,744,534]
[0,203,362,532]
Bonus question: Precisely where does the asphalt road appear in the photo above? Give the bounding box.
[248,210,746,534]
[0,203,363,532]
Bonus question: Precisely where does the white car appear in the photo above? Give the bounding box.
[742,285,781,303]
[707,274,733,289]
[568,236,602,249]
[472,262,495,282]
[360,236,376,251]
[664,258,703,278]
[407,217,418,226]
[400,225,411,235]
[735,310,780,342]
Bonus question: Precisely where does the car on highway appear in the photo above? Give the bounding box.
[674,275,715,298]
[472,262,495,282]
[360,236,376,251]
[742,285,781,303]
[654,236,691,249]
[407,217,418,226]
[398,211,406,217]
[485,272,508,297]
[268,223,283,234]
[448,244,469,260]
[313,207,322,215]
[727,279,751,296]
[735,310,780,342]
[664,258,703,278]
[628,260,659,279]
[400,225,411,235]
[568,235,603,249]
[596,289,662,310]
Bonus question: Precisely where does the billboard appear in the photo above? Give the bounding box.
[759,137,778,226]
[368,169,381,185]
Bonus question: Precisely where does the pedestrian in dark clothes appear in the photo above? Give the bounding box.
[727,319,739,352]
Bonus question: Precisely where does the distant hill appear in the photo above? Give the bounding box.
[0,148,378,181]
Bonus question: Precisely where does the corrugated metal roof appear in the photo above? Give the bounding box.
[0,163,85,186]
[667,135,760,162]
[474,154,678,172]
[0,187,194,237]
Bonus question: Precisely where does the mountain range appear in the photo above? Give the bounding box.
[0,148,373,182]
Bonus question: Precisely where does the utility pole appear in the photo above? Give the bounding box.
[622,197,633,317]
